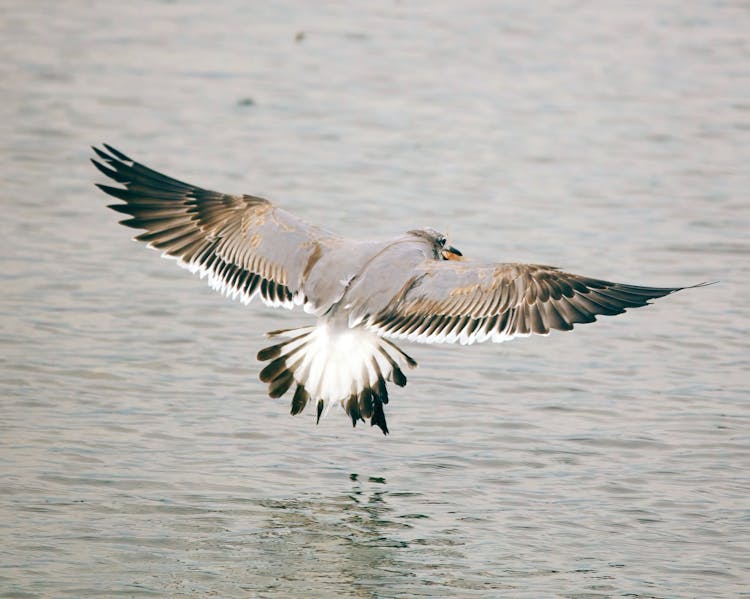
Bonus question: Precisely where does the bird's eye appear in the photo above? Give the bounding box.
[438,236,446,247]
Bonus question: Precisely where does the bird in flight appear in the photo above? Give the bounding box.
[93,144,706,435]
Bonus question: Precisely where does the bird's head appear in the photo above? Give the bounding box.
[410,227,464,261]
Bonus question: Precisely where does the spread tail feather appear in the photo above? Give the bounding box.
[256,323,417,434]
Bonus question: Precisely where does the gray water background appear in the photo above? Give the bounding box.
[1,1,749,597]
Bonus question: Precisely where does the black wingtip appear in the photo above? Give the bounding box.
[664,281,718,296]
[102,143,131,162]
[96,183,131,201]
[92,146,113,162]
[91,157,119,179]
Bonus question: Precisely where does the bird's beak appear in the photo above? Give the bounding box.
[442,246,464,261]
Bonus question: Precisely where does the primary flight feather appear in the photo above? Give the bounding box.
[93,144,705,434]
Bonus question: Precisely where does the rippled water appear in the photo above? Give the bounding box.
[2,1,749,597]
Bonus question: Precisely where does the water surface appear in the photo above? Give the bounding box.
[1,1,749,597]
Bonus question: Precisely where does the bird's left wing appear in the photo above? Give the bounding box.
[93,144,343,310]
[365,260,697,345]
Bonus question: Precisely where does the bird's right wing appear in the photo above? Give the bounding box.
[366,260,700,345]
[93,144,344,311]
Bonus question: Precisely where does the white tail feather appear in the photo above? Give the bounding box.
[257,322,416,433]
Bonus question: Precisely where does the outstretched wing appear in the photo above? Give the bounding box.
[366,261,698,345]
[93,144,342,310]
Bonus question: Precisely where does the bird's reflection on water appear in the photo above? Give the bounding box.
[237,472,472,596]
[254,474,409,590]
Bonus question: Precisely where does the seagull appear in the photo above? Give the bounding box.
[92,144,707,435]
